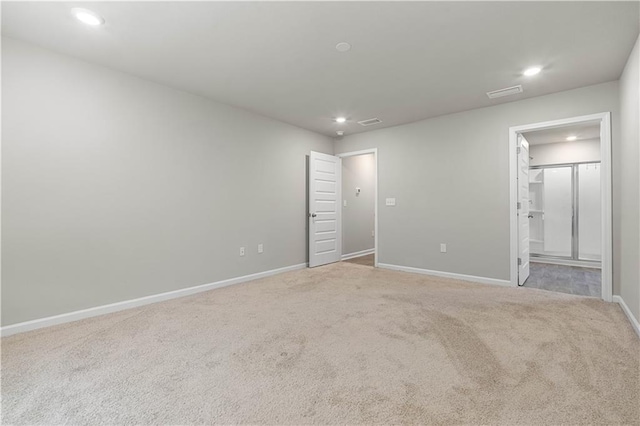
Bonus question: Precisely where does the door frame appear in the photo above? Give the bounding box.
[336,148,379,267]
[508,112,612,301]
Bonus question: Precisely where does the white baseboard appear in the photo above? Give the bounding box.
[613,295,640,338]
[531,257,601,269]
[342,249,375,261]
[1,263,308,338]
[377,263,511,287]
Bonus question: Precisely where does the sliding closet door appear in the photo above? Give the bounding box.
[543,167,573,257]
[578,163,601,261]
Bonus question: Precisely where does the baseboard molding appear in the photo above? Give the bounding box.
[377,263,511,287]
[531,257,601,269]
[1,263,308,338]
[341,249,375,261]
[613,295,640,338]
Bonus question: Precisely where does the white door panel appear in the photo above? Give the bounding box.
[309,151,342,267]
[518,136,530,285]
[314,219,337,234]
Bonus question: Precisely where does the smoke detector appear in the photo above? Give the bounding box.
[357,118,382,127]
[486,85,523,99]
[336,42,351,52]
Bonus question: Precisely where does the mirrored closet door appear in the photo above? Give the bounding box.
[529,162,601,263]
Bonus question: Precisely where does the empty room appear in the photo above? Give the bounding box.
[2,1,639,425]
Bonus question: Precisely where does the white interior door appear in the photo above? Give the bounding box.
[518,135,531,285]
[309,151,342,267]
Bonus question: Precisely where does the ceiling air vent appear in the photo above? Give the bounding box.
[486,85,523,99]
[357,118,383,126]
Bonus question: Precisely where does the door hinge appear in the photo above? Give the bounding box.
[517,146,521,155]
[518,257,522,266]
[517,201,522,209]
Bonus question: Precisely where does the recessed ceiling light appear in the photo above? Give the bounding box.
[336,42,351,52]
[566,135,578,141]
[71,8,105,26]
[335,117,347,123]
[336,130,345,136]
[523,66,542,77]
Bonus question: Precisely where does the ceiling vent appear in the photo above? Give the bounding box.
[486,85,523,99]
[357,118,383,126]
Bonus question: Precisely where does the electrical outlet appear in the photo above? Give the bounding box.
[240,247,245,256]
[343,200,347,207]
[258,243,263,254]
[385,198,396,206]
[371,230,375,237]
[440,243,447,253]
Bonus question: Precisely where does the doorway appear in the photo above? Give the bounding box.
[339,151,377,267]
[509,113,612,301]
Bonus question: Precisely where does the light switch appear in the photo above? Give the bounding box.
[385,198,396,206]
[343,200,347,207]
[258,243,264,254]
[440,243,447,253]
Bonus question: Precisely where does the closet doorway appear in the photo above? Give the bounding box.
[509,113,612,301]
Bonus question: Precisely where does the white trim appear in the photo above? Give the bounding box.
[509,126,518,288]
[599,113,613,302]
[341,248,375,261]
[613,295,640,338]
[378,263,511,287]
[336,148,379,268]
[509,112,613,302]
[1,263,307,338]
[531,257,601,269]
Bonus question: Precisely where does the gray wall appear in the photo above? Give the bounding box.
[618,35,640,321]
[334,82,620,283]
[529,139,600,167]
[342,154,375,255]
[1,38,333,326]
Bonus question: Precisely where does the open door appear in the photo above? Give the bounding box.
[309,151,342,267]
[518,135,531,285]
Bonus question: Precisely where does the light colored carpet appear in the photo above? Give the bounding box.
[2,262,639,425]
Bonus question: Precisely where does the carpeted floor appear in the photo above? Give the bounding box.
[2,262,639,425]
